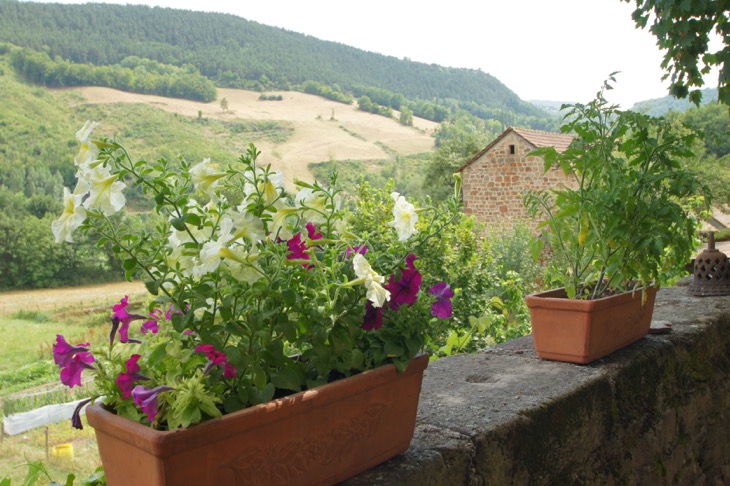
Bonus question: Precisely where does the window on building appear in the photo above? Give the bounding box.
[509,144,515,154]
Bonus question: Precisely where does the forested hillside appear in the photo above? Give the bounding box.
[632,88,719,117]
[0,0,556,129]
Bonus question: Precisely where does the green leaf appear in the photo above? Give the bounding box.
[271,367,305,392]
[170,217,187,231]
[147,343,168,368]
[384,341,405,358]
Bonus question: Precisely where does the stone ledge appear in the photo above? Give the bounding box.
[342,285,730,485]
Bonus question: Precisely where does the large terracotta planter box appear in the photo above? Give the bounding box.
[525,287,657,364]
[87,354,429,486]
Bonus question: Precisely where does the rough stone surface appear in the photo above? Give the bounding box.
[343,286,730,485]
[459,131,574,230]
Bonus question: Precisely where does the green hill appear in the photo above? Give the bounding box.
[0,0,556,129]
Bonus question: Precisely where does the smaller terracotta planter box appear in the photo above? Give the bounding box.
[87,354,429,486]
[525,287,657,364]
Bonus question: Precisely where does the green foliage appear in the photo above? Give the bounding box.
[9,47,216,102]
[348,180,534,355]
[524,77,710,299]
[0,462,105,486]
[624,0,729,105]
[54,134,464,429]
[357,96,393,118]
[424,113,500,203]
[0,362,58,397]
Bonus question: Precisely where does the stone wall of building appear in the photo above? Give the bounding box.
[461,133,571,230]
[343,283,730,485]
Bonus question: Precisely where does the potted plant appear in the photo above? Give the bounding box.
[523,77,709,364]
[50,121,461,485]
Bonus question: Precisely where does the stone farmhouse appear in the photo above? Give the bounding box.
[458,127,575,229]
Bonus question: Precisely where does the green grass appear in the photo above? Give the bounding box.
[0,318,90,373]
[0,299,110,485]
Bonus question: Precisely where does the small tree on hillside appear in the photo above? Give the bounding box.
[220,97,229,111]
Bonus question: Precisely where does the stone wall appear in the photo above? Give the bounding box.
[343,284,730,485]
[461,133,571,230]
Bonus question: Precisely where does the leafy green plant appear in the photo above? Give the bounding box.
[1,462,105,486]
[524,76,710,299]
[50,121,462,430]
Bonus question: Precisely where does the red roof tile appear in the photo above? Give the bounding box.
[458,127,576,172]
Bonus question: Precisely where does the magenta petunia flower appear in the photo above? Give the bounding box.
[140,308,161,335]
[110,295,145,344]
[286,232,310,262]
[362,301,384,331]
[305,222,323,241]
[195,344,237,378]
[132,385,174,422]
[60,352,95,388]
[385,254,422,310]
[223,363,238,380]
[429,282,455,319]
[53,335,90,367]
[116,354,150,399]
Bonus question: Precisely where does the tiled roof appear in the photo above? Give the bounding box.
[511,127,575,153]
[458,126,575,172]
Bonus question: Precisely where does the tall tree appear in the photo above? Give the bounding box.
[623,0,729,105]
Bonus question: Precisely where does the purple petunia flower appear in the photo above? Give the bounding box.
[116,354,150,399]
[385,254,422,310]
[429,282,455,319]
[110,296,145,344]
[53,335,90,368]
[132,385,174,422]
[362,301,384,331]
[71,398,92,430]
[59,352,95,388]
[345,246,368,258]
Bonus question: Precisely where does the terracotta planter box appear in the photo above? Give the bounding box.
[87,354,429,486]
[525,287,657,364]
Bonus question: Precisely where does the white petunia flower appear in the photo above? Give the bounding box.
[75,120,100,168]
[82,165,127,216]
[230,207,265,243]
[388,192,418,242]
[353,254,391,308]
[268,206,298,241]
[51,187,87,243]
[190,158,226,197]
[193,240,226,277]
[244,168,285,207]
[295,187,329,224]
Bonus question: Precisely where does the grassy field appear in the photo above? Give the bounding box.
[0,281,146,484]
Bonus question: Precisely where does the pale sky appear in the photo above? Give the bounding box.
[25,0,721,108]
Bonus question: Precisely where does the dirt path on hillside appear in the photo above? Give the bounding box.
[0,281,147,316]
